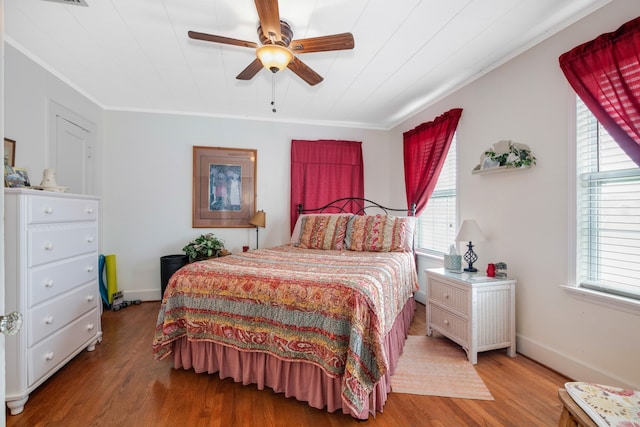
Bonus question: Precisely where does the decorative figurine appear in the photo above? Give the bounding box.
[495,262,508,278]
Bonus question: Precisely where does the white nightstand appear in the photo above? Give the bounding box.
[425,268,516,364]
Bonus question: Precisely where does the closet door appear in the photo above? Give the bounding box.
[55,116,92,195]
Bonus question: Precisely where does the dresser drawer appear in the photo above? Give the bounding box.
[28,254,97,307]
[28,282,99,346]
[428,278,469,315]
[429,304,469,344]
[28,225,97,268]
[28,309,99,387]
[28,196,98,224]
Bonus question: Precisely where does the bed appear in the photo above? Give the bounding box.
[152,198,418,419]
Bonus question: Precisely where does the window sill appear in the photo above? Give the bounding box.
[561,285,640,316]
[415,249,444,262]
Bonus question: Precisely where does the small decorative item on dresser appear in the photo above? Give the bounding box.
[487,263,496,277]
[444,255,462,273]
[31,168,69,192]
[495,262,507,278]
[444,244,462,273]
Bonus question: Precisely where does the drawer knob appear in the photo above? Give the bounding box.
[44,316,54,325]
[87,295,94,302]
[86,236,94,243]
[86,207,94,214]
[44,206,54,215]
[45,352,54,361]
[444,319,450,325]
[44,280,54,288]
[87,323,95,331]
[43,242,54,251]
[86,266,94,273]
[444,293,449,299]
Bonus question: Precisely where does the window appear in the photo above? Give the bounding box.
[576,98,640,300]
[416,135,456,254]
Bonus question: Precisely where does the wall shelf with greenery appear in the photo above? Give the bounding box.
[473,140,536,175]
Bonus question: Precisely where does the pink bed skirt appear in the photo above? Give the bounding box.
[172,297,416,419]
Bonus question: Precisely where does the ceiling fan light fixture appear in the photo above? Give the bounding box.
[256,44,293,73]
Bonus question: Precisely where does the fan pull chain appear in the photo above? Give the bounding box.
[271,74,277,113]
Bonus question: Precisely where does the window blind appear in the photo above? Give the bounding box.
[416,136,457,254]
[576,99,640,300]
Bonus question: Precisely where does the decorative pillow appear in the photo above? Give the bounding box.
[291,213,350,245]
[297,215,350,250]
[403,216,416,252]
[346,214,409,252]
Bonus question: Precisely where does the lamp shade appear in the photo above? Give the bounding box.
[455,219,485,242]
[250,210,266,228]
[256,45,293,73]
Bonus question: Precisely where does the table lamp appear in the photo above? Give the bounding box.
[249,210,266,249]
[455,219,485,272]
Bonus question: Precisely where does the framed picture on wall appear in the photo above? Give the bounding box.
[192,146,257,228]
[4,138,16,167]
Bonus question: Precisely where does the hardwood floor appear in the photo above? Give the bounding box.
[6,302,569,426]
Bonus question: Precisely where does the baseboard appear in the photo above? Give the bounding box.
[414,290,426,305]
[517,334,637,389]
[121,289,162,302]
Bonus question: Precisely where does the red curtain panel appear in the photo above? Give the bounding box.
[290,140,364,232]
[403,108,462,216]
[559,16,640,166]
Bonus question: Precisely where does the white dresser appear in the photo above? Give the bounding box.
[425,268,516,364]
[4,189,102,415]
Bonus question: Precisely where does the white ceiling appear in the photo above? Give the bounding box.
[5,0,612,129]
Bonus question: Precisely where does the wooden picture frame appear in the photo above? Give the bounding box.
[192,146,257,228]
[4,138,16,167]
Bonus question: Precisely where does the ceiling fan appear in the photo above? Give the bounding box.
[188,0,355,86]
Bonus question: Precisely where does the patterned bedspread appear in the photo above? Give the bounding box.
[152,245,418,414]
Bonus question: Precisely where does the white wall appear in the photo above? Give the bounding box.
[4,0,638,393]
[390,0,640,390]
[4,44,103,190]
[101,111,391,302]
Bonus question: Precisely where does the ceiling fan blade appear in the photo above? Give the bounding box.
[236,58,264,80]
[290,33,355,53]
[254,0,281,42]
[188,31,258,49]
[287,57,323,86]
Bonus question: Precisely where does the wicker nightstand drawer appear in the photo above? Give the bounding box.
[428,279,469,315]
[428,303,469,343]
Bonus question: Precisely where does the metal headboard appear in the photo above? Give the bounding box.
[297,197,416,217]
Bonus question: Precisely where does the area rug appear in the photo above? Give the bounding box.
[391,336,494,400]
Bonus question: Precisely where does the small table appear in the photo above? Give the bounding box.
[558,389,597,427]
[425,268,517,364]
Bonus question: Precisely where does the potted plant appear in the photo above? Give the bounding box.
[483,141,536,168]
[182,233,225,262]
